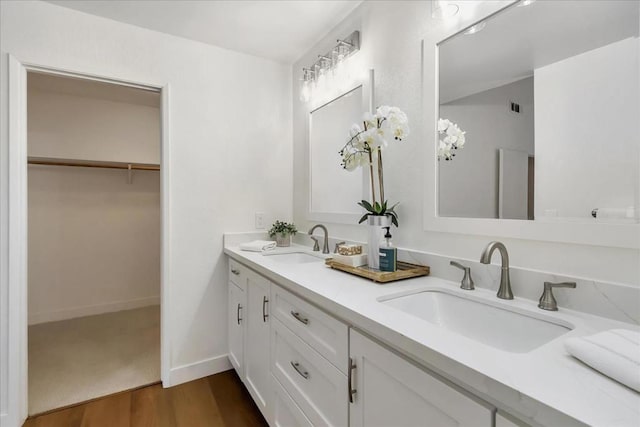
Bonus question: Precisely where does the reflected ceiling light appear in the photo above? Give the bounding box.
[463,21,486,35]
[298,30,360,103]
[432,0,459,19]
[518,0,537,6]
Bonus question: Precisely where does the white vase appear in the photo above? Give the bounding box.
[367,215,391,270]
[275,232,291,247]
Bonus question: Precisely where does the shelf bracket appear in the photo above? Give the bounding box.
[127,163,133,184]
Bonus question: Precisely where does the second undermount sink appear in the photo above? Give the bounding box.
[263,251,325,264]
[380,290,573,353]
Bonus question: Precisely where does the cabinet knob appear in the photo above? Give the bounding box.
[290,310,309,325]
[290,361,309,380]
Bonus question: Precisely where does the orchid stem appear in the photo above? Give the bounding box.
[377,149,384,203]
[368,148,376,206]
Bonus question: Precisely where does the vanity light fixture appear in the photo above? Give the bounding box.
[463,21,486,35]
[518,0,537,6]
[432,0,459,19]
[298,30,360,103]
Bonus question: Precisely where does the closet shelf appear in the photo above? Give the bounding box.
[28,157,160,171]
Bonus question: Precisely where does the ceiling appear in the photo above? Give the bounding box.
[45,0,362,64]
[439,0,639,103]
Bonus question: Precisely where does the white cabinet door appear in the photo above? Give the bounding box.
[245,270,272,421]
[349,330,494,427]
[271,374,314,427]
[228,281,245,377]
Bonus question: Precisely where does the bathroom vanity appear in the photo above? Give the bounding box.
[224,239,640,427]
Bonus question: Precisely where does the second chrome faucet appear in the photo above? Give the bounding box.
[480,241,513,300]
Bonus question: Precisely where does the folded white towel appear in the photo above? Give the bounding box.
[239,240,277,252]
[564,329,640,392]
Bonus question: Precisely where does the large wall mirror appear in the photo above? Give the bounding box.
[308,71,372,223]
[438,0,638,222]
[425,0,639,248]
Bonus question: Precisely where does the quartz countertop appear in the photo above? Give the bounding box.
[224,243,640,427]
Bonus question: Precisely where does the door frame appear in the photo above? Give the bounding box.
[6,54,172,424]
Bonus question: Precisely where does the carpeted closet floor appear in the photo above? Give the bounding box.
[28,305,160,415]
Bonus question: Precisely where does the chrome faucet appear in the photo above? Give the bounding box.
[479,241,513,300]
[538,281,576,311]
[450,261,474,290]
[308,224,330,254]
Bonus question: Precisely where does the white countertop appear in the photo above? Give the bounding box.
[224,244,640,427]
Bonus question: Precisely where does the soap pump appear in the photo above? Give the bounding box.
[379,226,397,272]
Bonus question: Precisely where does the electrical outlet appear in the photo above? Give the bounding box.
[255,212,265,229]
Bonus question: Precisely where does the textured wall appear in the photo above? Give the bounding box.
[1,1,292,421]
[292,1,639,287]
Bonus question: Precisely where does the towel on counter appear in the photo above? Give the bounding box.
[239,240,277,252]
[564,329,640,392]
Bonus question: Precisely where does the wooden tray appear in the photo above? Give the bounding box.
[325,259,430,283]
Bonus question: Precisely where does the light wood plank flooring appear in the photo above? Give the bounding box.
[23,370,267,427]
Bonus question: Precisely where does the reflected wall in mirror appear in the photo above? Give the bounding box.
[309,84,367,221]
[437,0,639,223]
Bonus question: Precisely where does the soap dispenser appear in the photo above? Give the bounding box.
[379,226,397,272]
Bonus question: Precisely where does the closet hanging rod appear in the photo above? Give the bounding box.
[27,157,160,171]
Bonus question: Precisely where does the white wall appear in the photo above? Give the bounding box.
[439,77,534,218]
[292,1,639,291]
[28,166,160,324]
[0,0,292,421]
[27,83,161,325]
[0,48,10,426]
[535,37,639,220]
[28,87,161,164]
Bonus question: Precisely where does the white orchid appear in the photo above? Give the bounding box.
[339,106,410,226]
[437,118,466,161]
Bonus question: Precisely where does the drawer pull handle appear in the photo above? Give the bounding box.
[231,269,240,275]
[290,311,309,325]
[262,296,269,322]
[348,357,357,403]
[237,304,242,325]
[290,361,309,380]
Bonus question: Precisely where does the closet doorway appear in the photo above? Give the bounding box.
[26,71,162,415]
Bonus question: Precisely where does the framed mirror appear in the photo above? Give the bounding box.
[308,70,373,224]
[424,0,639,248]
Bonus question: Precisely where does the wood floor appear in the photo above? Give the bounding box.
[23,370,268,427]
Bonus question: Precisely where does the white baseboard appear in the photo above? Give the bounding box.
[28,296,160,325]
[167,354,232,387]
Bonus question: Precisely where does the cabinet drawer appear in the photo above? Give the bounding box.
[271,374,313,427]
[271,317,348,427]
[228,258,246,288]
[271,284,348,373]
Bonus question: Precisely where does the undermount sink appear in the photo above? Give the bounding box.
[264,251,325,264]
[380,290,573,353]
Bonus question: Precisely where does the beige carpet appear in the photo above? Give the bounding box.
[28,305,160,415]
